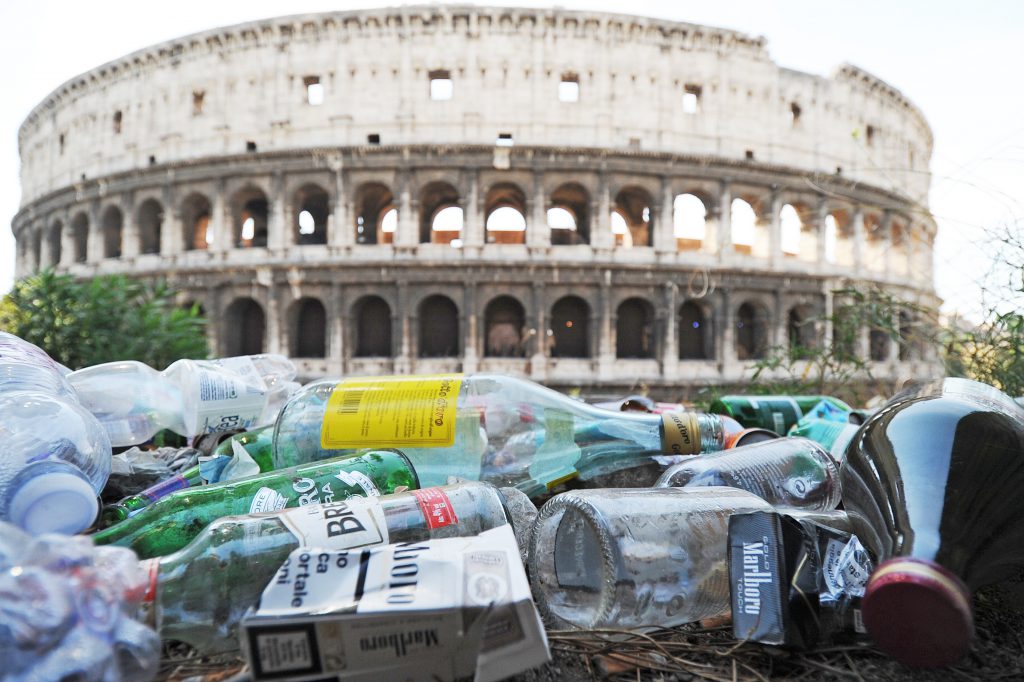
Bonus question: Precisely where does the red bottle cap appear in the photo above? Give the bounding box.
[862,557,974,668]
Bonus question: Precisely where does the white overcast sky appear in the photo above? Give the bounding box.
[2,1,1022,321]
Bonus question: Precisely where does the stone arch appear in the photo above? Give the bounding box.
[71,212,89,263]
[673,193,707,251]
[863,212,886,272]
[223,298,265,356]
[730,198,758,255]
[615,297,655,359]
[46,219,63,267]
[484,295,526,357]
[549,183,590,245]
[550,295,590,358]
[352,295,392,357]
[787,303,819,353]
[101,205,123,259]
[354,182,395,245]
[181,192,213,251]
[780,199,816,260]
[612,185,653,247]
[419,181,462,245]
[417,294,460,358]
[136,198,164,255]
[485,183,527,244]
[294,183,330,246]
[231,186,269,248]
[678,299,712,360]
[735,300,770,360]
[869,327,890,362]
[291,297,327,358]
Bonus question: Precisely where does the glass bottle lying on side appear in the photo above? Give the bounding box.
[272,373,728,497]
[133,480,532,655]
[92,449,418,558]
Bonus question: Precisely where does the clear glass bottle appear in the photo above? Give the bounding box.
[529,486,771,630]
[655,437,841,511]
[139,481,531,654]
[273,373,725,496]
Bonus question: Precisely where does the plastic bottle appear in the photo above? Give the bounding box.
[841,378,1024,668]
[136,481,532,654]
[67,354,298,446]
[789,419,861,461]
[0,331,78,397]
[529,486,772,630]
[100,425,275,527]
[93,449,418,558]
[273,373,726,496]
[655,437,841,510]
[709,395,851,434]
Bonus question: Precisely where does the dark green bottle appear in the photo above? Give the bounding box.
[708,395,850,434]
[92,449,418,558]
[100,426,276,527]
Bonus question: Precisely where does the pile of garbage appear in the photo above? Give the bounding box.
[2,330,1023,680]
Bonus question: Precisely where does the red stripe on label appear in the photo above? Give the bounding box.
[412,488,459,530]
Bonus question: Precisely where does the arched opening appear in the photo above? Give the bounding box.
[731,198,757,255]
[231,187,269,248]
[787,304,819,355]
[354,183,395,245]
[616,298,655,359]
[613,186,653,248]
[223,298,265,356]
[181,193,213,251]
[101,206,123,259]
[46,220,62,267]
[736,302,769,360]
[678,301,710,360]
[484,296,526,357]
[292,298,327,358]
[419,182,462,245]
[869,328,890,362]
[353,296,392,357]
[71,212,89,263]
[485,183,527,245]
[549,183,590,245]
[136,198,163,255]
[673,193,707,251]
[294,184,329,246]
[550,296,590,358]
[863,213,885,272]
[418,295,459,358]
[780,204,802,256]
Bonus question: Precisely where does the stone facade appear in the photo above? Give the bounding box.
[11,6,940,394]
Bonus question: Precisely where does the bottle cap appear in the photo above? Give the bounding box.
[8,471,99,535]
[862,557,974,668]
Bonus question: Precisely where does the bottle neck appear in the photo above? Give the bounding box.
[661,412,723,454]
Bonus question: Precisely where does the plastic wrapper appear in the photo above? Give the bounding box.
[103,446,200,501]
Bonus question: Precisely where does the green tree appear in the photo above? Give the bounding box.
[0,269,208,370]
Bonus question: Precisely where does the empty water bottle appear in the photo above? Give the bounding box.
[68,354,298,446]
[0,331,77,397]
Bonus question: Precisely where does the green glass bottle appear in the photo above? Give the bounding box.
[273,373,727,498]
[137,481,529,655]
[100,426,277,527]
[708,395,851,434]
[93,449,418,558]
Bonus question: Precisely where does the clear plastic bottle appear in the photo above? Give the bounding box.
[68,354,298,446]
[655,437,841,511]
[0,331,77,398]
[529,486,772,630]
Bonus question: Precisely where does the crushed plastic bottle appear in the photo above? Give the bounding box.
[68,354,298,446]
[0,520,160,681]
[0,331,78,397]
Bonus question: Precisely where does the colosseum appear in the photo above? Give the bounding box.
[11,5,940,395]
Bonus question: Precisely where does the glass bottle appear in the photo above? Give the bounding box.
[99,426,275,527]
[656,437,840,510]
[841,378,1024,668]
[530,486,772,630]
[93,449,418,558]
[709,395,851,434]
[273,373,726,497]
[137,481,530,654]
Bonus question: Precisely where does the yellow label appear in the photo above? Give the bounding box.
[661,412,701,455]
[321,374,463,449]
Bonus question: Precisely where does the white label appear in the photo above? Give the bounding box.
[336,470,381,497]
[193,357,268,434]
[250,487,288,514]
[254,630,314,673]
[279,497,388,550]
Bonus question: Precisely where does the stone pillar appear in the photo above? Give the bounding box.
[329,166,352,248]
[851,208,865,274]
[462,282,478,373]
[768,189,781,267]
[394,280,412,374]
[59,211,75,267]
[718,289,733,373]
[161,184,181,257]
[462,170,484,256]
[597,271,615,379]
[329,283,345,377]
[87,201,103,263]
[661,280,679,378]
[822,284,835,351]
[121,193,139,259]
[265,284,282,355]
[592,173,613,254]
[211,182,231,254]
[527,171,548,249]
[702,197,720,256]
[395,172,417,251]
[655,176,675,255]
[880,211,893,280]
[815,197,829,265]
[718,180,732,260]
[772,290,785,351]
[530,281,547,381]
[268,172,287,251]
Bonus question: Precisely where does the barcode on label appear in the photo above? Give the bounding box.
[339,389,366,414]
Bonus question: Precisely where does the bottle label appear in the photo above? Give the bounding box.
[250,486,288,514]
[661,412,701,455]
[321,374,463,449]
[193,357,268,434]
[278,497,389,549]
[411,488,459,530]
[335,470,380,497]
